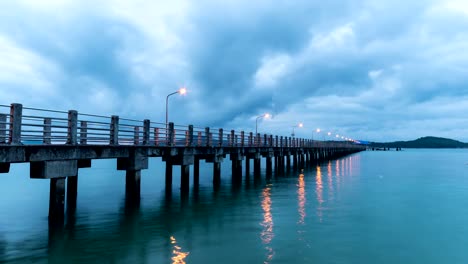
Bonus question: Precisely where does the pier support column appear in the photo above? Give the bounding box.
[126,170,141,204]
[193,157,200,188]
[266,157,272,177]
[245,157,250,176]
[293,154,298,169]
[286,155,291,170]
[165,162,173,191]
[49,177,66,224]
[277,156,283,172]
[181,165,190,194]
[66,176,78,215]
[213,162,221,187]
[253,158,261,177]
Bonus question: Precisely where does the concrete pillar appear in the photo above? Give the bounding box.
[9,103,22,145]
[286,154,291,169]
[213,162,221,187]
[254,158,261,177]
[165,162,173,191]
[66,176,78,215]
[193,157,200,188]
[266,157,272,176]
[126,170,141,204]
[49,177,66,224]
[245,157,250,176]
[181,165,190,194]
[293,154,298,169]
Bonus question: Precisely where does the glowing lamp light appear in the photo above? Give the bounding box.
[178,87,187,95]
[316,128,321,133]
[264,113,271,119]
[336,134,339,138]
[327,132,332,136]
[298,123,304,128]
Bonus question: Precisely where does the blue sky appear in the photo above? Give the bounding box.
[1,0,468,142]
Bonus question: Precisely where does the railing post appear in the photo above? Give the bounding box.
[110,115,119,145]
[280,136,283,147]
[249,132,253,147]
[205,127,210,147]
[235,134,238,147]
[143,119,150,145]
[264,134,267,147]
[80,121,87,145]
[134,126,140,145]
[257,133,261,147]
[209,132,213,146]
[9,103,22,145]
[231,130,235,147]
[0,114,6,144]
[44,118,51,144]
[270,135,273,147]
[168,122,175,146]
[67,110,78,145]
[241,131,245,147]
[154,128,160,146]
[198,131,202,146]
[188,125,194,147]
[275,136,278,147]
[219,128,223,147]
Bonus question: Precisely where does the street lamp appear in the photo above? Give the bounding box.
[291,122,303,137]
[165,87,187,127]
[312,128,321,141]
[255,113,270,134]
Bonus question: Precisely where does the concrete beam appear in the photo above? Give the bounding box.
[0,162,10,173]
[30,160,78,179]
[77,159,91,168]
[117,154,148,171]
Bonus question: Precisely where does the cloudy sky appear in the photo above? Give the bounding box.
[1,0,468,142]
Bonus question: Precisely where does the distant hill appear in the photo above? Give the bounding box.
[370,136,468,148]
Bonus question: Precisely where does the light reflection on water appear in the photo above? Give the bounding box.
[260,184,274,263]
[297,172,306,225]
[315,166,323,222]
[170,236,189,264]
[1,150,468,263]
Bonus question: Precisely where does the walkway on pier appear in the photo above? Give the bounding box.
[0,103,365,224]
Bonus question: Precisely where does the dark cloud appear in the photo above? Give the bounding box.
[1,0,468,141]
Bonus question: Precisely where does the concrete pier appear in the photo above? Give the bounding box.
[0,102,366,224]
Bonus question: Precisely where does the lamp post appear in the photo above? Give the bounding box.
[291,123,303,137]
[255,113,270,135]
[165,87,187,127]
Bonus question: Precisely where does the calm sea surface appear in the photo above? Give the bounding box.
[1,149,468,263]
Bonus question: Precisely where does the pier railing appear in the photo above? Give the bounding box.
[0,103,360,149]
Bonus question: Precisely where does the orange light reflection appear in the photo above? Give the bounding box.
[170,236,189,264]
[316,166,323,222]
[297,173,306,225]
[261,185,275,263]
